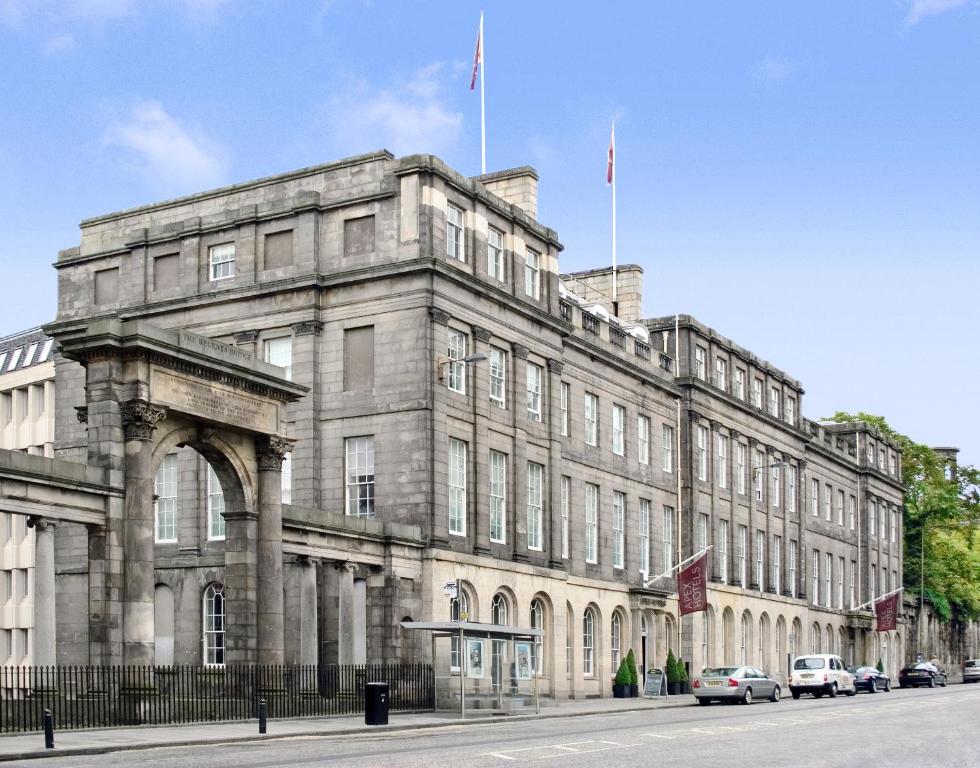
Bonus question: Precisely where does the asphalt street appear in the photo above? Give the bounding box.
[8,684,979,768]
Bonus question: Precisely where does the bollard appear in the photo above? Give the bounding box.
[258,698,267,735]
[43,709,54,749]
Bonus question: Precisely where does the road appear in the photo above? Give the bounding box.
[10,685,979,768]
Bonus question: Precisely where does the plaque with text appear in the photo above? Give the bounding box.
[151,367,279,434]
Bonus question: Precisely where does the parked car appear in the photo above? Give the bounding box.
[788,654,857,699]
[846,665,891,693]
[963,659,980,684]
[898,662,947,688]
[691,666,781,705]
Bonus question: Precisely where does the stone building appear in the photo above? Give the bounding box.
[33,150,906,695]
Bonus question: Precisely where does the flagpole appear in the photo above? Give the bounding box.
[644,545,713,588]
[852,585,904,613]
[611,123,617,310]
[479,11,486,175]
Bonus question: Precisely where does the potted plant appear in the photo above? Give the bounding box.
[613,657,631,698]
[626,649,639,697]
[675,656,690,694]
[876,658,885,674]
[666,649,681,695]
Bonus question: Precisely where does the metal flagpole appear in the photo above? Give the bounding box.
[852,585,904,613]
[610,124,617,309]
[480,11,486,175]
[644,544,713,588]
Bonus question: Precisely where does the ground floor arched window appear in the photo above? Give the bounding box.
[583,609,596,677]
[450,589,470,670]
[203,582,225,666]
[610,613,622,674]
[530,599,544,675]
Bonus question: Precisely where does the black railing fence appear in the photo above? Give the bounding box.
[0,664,433,733]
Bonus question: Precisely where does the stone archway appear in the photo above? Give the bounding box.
[49,318,306,666]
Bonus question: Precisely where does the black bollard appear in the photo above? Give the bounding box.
[43,709,54,749]
[258,698,267,735]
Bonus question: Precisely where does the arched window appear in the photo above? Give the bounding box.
[775,617,786,674]
[530,599,544,675]
[611,613,622,674]
[701,608,713,668]
[825,624,833,656]
[759,614,771,672]
[740,613,751,665]
[565,602,574,676]
[810,622,820,653]
[723,609,735,663]
[491,593,508,625]
[203,583,225,666]
[450,589,470,670]
[583,608,596,677]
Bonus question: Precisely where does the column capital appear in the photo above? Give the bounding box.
[28,517,55,532]
[709,419,721,431]
[75,406,88,424]
[255,434,293,470]
[512,344,529,360]
[292,320,324,336]
[429,307,451,325]
[473,326,492,343]
[687,408,702,423]
[546,358,564,374]
[797,458,808,471]
[234,329,259,344]
[121,399,167,441]
[730,429,741,440]
[748,436,760,447]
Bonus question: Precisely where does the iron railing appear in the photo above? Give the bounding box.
[0,663,433,733]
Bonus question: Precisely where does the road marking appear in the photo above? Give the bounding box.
[644,734,675,739]
[753,721,779,726]
[688,728,716,735]
[488,753,517,761]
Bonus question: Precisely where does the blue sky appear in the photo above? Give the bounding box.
[1,0,978,466]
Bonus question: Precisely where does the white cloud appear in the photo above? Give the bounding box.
[754,56,795,83]
[904,0,973,26]
[43,32,75,54]
[104,100,230,192]
[323,63,463,158]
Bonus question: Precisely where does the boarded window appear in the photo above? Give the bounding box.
[94,267,119,305]
[344,216,375,258]
[154,253,179,291]
[264,230,294,269]
[344,326,375,391]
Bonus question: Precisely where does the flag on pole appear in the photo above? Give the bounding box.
[678,550,708,616]
[874,592,900,632]
[470,16,482,91]
[606,124,615,185]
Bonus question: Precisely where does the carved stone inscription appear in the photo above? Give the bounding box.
[150,367,278,434]
[179,330,254,365]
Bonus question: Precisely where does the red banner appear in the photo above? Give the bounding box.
[678,551,708,616]
[875,592,900,632]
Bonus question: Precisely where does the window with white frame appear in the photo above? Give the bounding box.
[530,599,544,675]
[209,243,235,281]
[717,434,727,488]
[718,519,729,583]
[772,535,781,592]
[612,404,625,456]
[891,509,897,543]
[639,499,650,578]
[849,494,856,530]
[638,415,650,465]
[811,478,819,516]
[870,564,877,598]
[560,382,570,436]
[737,524,747,586]
[715,357,727,390]
[824,483,832,521]
[734,368,745,400]
[583,608,596,677]
[345,436,375,518]
[789,541,797,597]
[849,560,856,608]
[755,529,765,588]
[878,448,886,470]
[488,346,506,408]
[812,550,820,605]
[837,489,845,525]
[771,464,780,507]
[751,378,763,408]
[696,425,707,481]
[610,613,622,674]
[880,504,886,539]
[487,226,504,281]
[207,463,225,540]
[613,491,625,568]
[491,593,509,627]
[489,450,506,543]
[697,512,708,553]
[585,483,599,563]
[566,612,573,676]
[787,465,796,512]
[694,346,706,380]
[837,555,845,609]
[824,552,833,608]
[446,203,464,261]
[526,362,543,422]
[154,453,178,543]
[785,396,796,425]
[448,438,467,535]
[754,450,764,501]
[768,386,780,416]
[560,475,570,559]
[584,394,598,446]
[264,337,292,380]
[869,500,877,538]
[447,329,468,394]
[203,583,225,665]
[527,462,543,550]
[888,452,897,476]
[281,451,292,504]
[662,424,674,472]
[450,590,469,669]
[736,443,746,494]
[524,248,540,299]
[662,506,675,571]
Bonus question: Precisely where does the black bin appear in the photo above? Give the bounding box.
[365,682,389,726]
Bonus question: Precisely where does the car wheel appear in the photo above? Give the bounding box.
[870,679,878,693]
[941,679,947,687]
[770,685,780,703]
[899,683,906,689]
[846,688,856,697]
[928,678,936,688]
[884,680,891,692]
[698,698,711,706]
[813,692,823,698]
[828,683,838,698]
[791,690,801,700]
[742,687,753,705]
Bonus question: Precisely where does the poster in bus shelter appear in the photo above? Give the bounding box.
[515,642,533,679]
[467,639,485,679]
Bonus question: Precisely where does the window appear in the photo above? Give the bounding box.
[696,425,707,481]
[789,541,798,598]
[768,386,779,416]
[488,226,504,280]
[488,347,506,408]
[662,506,674,571]
[491,593,508,626]
[870,564,878,598]
[584,394,598,446]
[612,405,626,456]
[715,357,727,390]
[751,378,763,408]
[281,451,292,504]
[611,613,622,674]
[717,434,727,488]
[613,492,625,568]
[560,382,570,436]
[266,228,295,267]
[7,348,21,371]
[771,464,780,507]
[527,462,543,550]
[866,443,875,465]
[787,465,796,513]
[639,499,650,578]
[754,450,764,501]
[824,483,832,521]
[736,443,746,494]
[583,609,596,677]
[489,451,506,543]
[530,599,544,675]
[772,535,781,592]
[447,329,468,394]
[448,438,467,535]
[849,560,856,608]
[207,464,225,540]
[837,489,845,526]
[880,504,887,539]
[848,495,856,531]
[785,396,796,426]
[891,509,897,543]
[718,519,729,583]
[878,448,886,470]
[560,476,570,559]
[869,501,877,539]
[694,346,706,380]
[203,583,225,666]
[344,326,375,391]
[450,591,470,669]
[754,530,764,588]
[888,453,897,476]
[837,556,845,609]
[737,524,747,586]
[209,243,235,281]
[812,550,820,605]
[697,512,708,553]
[638,415,650,465]
[39,338,53,363]
[585,484,598,563]
[94,268,118,305]
[22,342,37,367]
[525,248,541,299]
[526,363,543,422]
[734,368,745,400]
[264,337,293,380]
[811,479,819,516]
[662,424,674,472]
[345,436,375,518]
[447,203,464,261]
[154,453,178,543]
[824,553,833,608]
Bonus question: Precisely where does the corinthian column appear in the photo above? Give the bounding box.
[255,434,291,665]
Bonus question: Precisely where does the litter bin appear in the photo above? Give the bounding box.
[365,681,389,726]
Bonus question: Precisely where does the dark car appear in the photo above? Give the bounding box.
[898,662,947,688]
[847,665,891,693]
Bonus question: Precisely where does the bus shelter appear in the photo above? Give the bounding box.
[400,621,544,719]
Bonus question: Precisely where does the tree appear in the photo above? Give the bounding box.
[625,648,638,685]
[825,412,980,621]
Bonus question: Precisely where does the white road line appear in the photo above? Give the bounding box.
[688,728,716,735]
[753,721,779,726]
[488,752,517,761]
[644,734,675,739]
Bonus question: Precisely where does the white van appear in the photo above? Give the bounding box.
[788,654,856,699]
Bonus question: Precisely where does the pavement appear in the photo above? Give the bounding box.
[0,694,695,762]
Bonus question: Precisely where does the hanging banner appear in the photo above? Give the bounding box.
[678,550,708,616]
[875,592,900,632]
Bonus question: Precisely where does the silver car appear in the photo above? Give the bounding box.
[692,666,781,705]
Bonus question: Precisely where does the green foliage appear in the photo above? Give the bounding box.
[825,411,980,621]
[625,649,638,685]
[615,657,632,685]
[876,658,885,674]
[665,648,680,682]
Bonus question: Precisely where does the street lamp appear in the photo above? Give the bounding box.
[437,352,487,382]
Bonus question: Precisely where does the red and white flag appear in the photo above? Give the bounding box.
[469,16,482,91]
[874,592,900,632]
[678,550,708,616]
[606,124,615,185]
